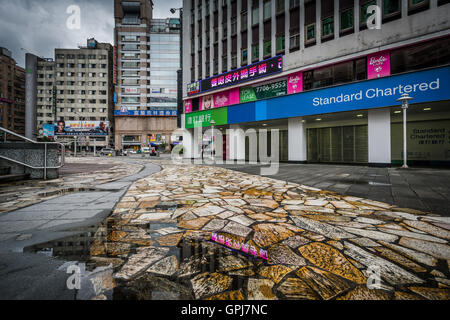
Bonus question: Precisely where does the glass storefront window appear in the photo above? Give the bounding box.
[390,37,450,75]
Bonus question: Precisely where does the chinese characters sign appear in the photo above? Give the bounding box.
[187,81,200,96]
[367,50,391,79]
[114,110,177,116]
[187,55,283,96]
[185,107,227,128]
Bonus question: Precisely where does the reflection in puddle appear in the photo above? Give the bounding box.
[22,213,262,300]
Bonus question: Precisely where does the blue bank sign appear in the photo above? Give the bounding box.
[227,66,450,124]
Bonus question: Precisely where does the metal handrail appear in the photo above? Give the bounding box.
[0,126,65,180]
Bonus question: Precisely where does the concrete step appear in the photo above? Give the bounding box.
[0,173,30,183]
[0,166,11,175]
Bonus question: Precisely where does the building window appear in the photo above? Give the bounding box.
[276,35,285,53]
[222,56,228,72]
[360,0,376,28]
[276,0,285,13]
[242,48,248,64]
[408,0,430,14]
[382,0,401,22]
[252,44,259,61]
[305,23,316,44]
[231,17,237,35]
[263,0,272,20]
[252,6,259,26]
[322,17,334,38]
[241,12,248,31]
[340,8,354,32]
[263,40,272,57]
[390,37,450,75]
[289,0,300,9]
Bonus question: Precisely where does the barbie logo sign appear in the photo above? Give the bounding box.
[211,232,268,261]
[288,71,303,94]
[367,51,391,79]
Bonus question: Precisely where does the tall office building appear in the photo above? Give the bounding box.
[182,0,450,166]
[29,38,115,150]
[0,47,25,136]
[114,0,179,151]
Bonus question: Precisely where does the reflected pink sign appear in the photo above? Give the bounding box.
[288,71,303,94]
[367,50,391,79]
[184,100,192,113]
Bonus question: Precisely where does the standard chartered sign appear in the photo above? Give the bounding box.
[313,78,440,107]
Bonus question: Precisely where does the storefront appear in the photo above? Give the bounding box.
[183,35,450,166]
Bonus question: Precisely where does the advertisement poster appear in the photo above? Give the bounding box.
[288,71,303,94]
[200,94,214,110]
[367,50,391,79]
[54,120,110,136]
[240,80,287,103]
[43,124,54,137]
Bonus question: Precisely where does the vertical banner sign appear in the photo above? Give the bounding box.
[288,71,303,94]
[184,99,192,113]
[367,50,391,79]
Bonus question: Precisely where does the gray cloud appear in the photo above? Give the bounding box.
[0,0,181,67]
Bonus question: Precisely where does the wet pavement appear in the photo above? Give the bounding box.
[0,157,161,299]
[215,162,450,217]
[0,157,449,300]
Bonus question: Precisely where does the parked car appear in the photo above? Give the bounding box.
[142,147,160,157]
[100,148,115,156]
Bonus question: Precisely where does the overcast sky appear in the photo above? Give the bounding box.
[0,0,182,67]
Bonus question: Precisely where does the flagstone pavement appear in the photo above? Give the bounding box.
[85,160,450,300]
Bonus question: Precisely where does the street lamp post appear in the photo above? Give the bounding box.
[396,93,413,169]
[210,119,216,160]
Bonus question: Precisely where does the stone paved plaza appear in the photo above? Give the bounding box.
[87,159,450,300]
[0,157,449,300]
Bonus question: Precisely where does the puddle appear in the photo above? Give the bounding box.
[23,224,101,266]
[37,187,98,198]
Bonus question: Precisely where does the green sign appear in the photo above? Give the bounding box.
[240,80,287,103]
[185,107,228,129]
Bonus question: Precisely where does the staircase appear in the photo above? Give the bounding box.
[0,165,30,183]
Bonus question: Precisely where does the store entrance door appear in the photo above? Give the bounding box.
[307,125,368,163]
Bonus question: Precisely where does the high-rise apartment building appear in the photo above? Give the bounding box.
[182,0,450,166]
[28,38,115,150]
[0,47,25,136]
[114,0,179,151]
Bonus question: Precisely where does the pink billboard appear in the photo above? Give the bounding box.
[288,71,303,94]
[367,50,391,79]
[184,99,192,113]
